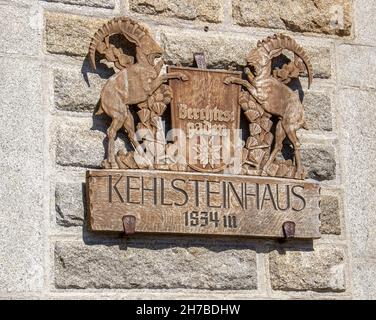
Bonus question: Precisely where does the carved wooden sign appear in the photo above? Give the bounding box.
[87,170,320,238]
[86,17,321,239]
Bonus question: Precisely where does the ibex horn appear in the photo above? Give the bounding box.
[88,17,147,70]
[262,34,314,89]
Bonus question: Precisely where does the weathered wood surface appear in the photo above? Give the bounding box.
[168,66,241,173]
[87,170,321,239]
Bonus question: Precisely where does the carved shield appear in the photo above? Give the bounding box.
[168,67,241,172]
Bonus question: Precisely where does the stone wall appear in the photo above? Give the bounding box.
[0,0,375,299]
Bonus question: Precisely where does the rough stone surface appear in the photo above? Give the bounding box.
[54,68,109,112]
[338,44,376,89]
[45,12,106,57]
[129,0,223,23]
[0,3,41,56]
[161,30,255,68]
[320,195,341,235]
[232,0,352,36]
[56,117,105,168]
[0,56,44,292]
[55,241,257,289]
[303,91,332,131]
[355,0,376,44]
[55,117,127,168]
[338,89,376,259]
[44,0,115,8]
[161,30,331,78]
[55,183,85,227]
[352,259,376,299]
[302,146,336,181]
[269,248,346,292]
[305,46,332,79]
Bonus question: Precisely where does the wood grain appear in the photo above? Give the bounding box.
[87,170,321,239]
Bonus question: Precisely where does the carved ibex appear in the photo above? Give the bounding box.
[225,34,313,179]
[89,17,188,168]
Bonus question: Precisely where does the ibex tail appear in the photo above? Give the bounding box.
[95,102,104,115]
[302,121,309,130]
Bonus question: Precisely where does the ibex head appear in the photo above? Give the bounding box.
[89,17,163,70]
[247,47,270,76]
[137,33,164,66]
[247,34,313,88]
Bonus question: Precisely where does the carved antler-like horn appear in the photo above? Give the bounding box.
[259,34,313,89]
[88,17,148,70]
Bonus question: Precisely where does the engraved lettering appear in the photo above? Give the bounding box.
[171,178,188,206]
[261,184,277,210]
[109,175,124,203]
[206,180,222,208]
[126,176,140,204]
[141,177,157,205]
[160,178,173,206]
[292,185,306,211]
[276,184,290,211]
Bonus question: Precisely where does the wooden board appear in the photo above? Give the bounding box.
[87,170,321,239]
[168,66,241,173]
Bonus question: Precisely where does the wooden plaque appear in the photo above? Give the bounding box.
[87,170,320,239]
[86,18,321,239]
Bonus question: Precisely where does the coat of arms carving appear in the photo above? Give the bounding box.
[86,17,321,240]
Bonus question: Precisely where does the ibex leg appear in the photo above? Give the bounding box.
[149,72,188,95]
[283,125,303,179]
[106,117,124,168]
[262,120,285,174]
[224,77,260,103]
[123,109,145,155]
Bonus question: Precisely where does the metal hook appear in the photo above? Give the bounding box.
[122,215,136,237]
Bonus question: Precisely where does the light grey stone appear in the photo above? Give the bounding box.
[55,241,257,289]
[303,91,332,131]
[338,44,376,89]
[352,259,376,299]
[55,117,126,168]
[55,117,105,168]
[0,3,42,56]
[269,248,346,292]
[354,0,376,44]
[320,195,341,235]
[306,46,332,79]
[161,30,331,78]
[338,89,376,259]
[0,56,44,292]
[44,0,115,9]
[45,12,107,57]
[129,0,223,23]
[54,68,109,112]
[161,30,255,69]
[232,0,352,36]
[302,146,336,181]
[55,183,85,227]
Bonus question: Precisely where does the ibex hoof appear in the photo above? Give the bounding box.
[294,170,305,180]
[102,159,119,169]
[261,170,268,177]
